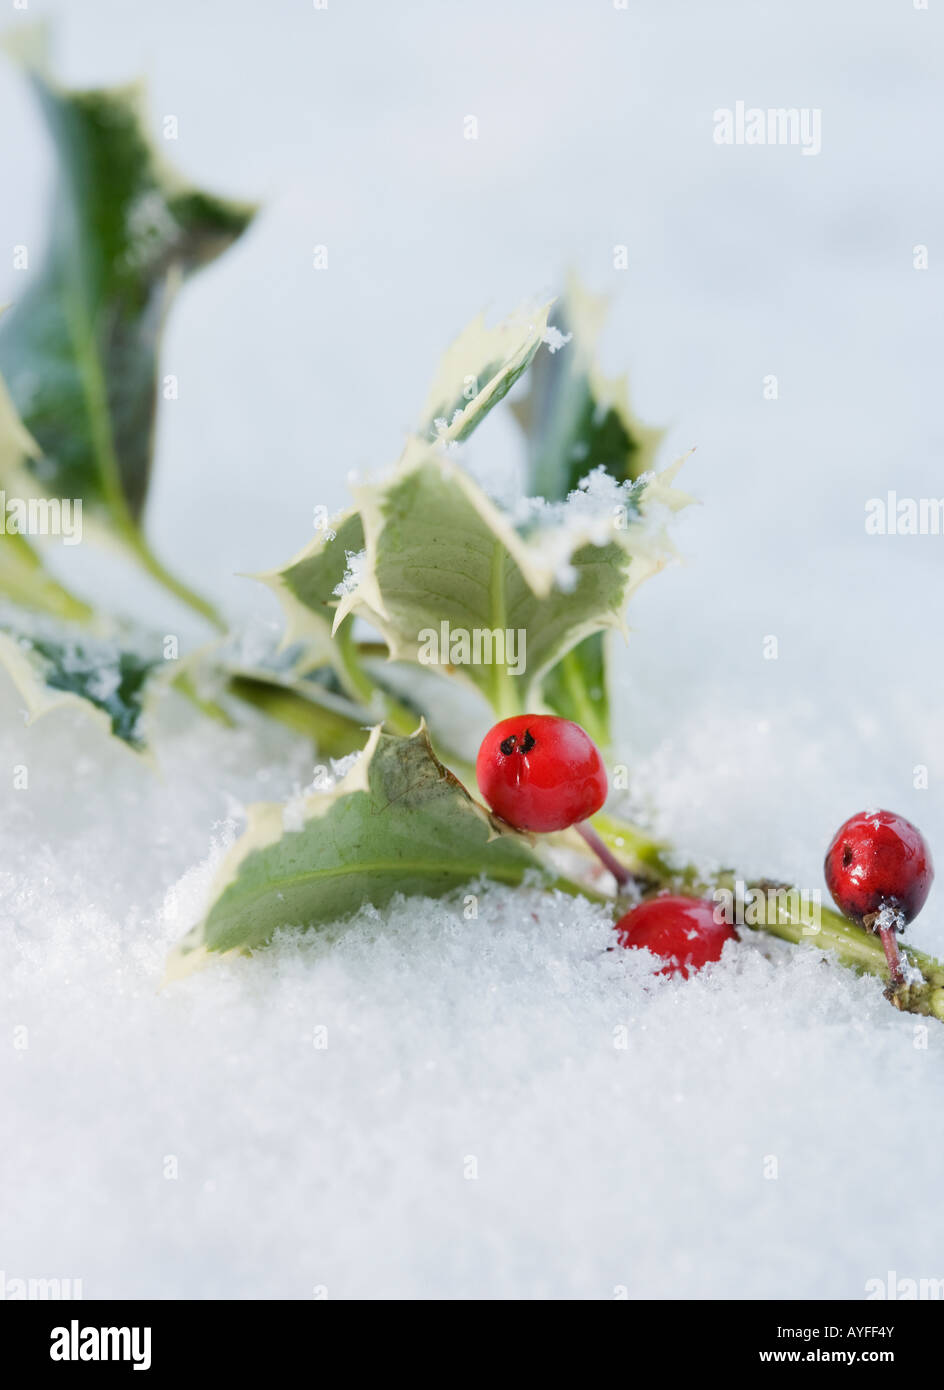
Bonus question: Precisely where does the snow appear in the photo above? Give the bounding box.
[506,466,661,593]
[332,548,367,599]
[541,325,572,354]
[2,0,944,1300]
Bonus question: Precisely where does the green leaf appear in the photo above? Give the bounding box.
[0,618,162,750]
[333,442,689,717]
[0,366,93,623]
[223,652,381,759]
[0,530,92,625]
[166,722,551,976]
[540,634,611,749]
[227,671,372,758]
[512,275,663,500]
[0,46,255,628]
[259,509,366,677]
[264,301,553,685]
[418,301,551,442]
[512,276,667,744]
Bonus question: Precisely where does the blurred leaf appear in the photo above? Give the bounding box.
[419,301,551,443]
[167,722,548,974]
[229,677,365,757]
[226,664,373,759]
[512,276,667,745]
[512,275,663,498]
[0,531,92,624]
[0,366,93,622]
[0,45,255,628]
[540,634,611,750]
[0,618,162,750]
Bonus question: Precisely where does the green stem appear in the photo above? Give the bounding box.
[172,670,236,728]
[121,526,227,633]
[334,620,421,736]
[556,646,608,746]
[64,285,226,634]
[35,582,95,626]
[227,674,371,759]
[587,810,685,884]
[551,873,609,905]
[487,537,524,719]
[572,810,944,1021]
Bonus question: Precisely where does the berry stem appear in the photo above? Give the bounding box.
[878,925,906,990]
[575,821,633,890]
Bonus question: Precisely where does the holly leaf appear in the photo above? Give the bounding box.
[540,633,611,750]
[227,670,372,759]
[263,294,685,737]
[166,722,548,976]
[258,509,365,677]
[0,364,95,622]
[512,276,668,745]
[332,442,688,715]
[263,302,553,673]
[0,618,163,750]
[0,44,254,625]
[418,301,551,442]
[512,275,663,499]
[0,531,93,625]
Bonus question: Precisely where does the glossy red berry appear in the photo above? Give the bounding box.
[475,714,607,832]
[824,809,933,928]
[614,894,738,978]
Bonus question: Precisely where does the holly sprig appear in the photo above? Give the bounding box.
[1,45,939,1020]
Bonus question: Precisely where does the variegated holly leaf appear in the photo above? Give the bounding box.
[419,301,552,443]
[512,275,663,498]
[332,443,689,716]
[257,509,365,679]
[227,670,372,758]
[0,618,162,750]
[512,276,667,744]
[0,365,94,622]
[166,722,550,976]
[0,42,254,627]
[263,302,553,674]
[0,531,93,625]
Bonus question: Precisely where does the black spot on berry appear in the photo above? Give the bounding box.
[842,845,853,868]
[520,728,536,754]
[499,735,517,756]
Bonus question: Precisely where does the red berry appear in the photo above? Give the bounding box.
[824,809,933,928]
[475,714,607,832]
[614,894,738,978]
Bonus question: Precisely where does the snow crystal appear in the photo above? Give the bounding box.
[507,467,657,591]
[333,549,367,598]
[281,749,362,830]
[511,465,648,534]
[875,905,905,934]
[221,613,295,673]
[542,324,573,354]
[84,666,123,703]
[121,191,180,272]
